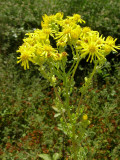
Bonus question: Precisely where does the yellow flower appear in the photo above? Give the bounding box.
[55,12,63,21]
[41,13,62,34]
[17,43,35,70]
[17,52,30,70]
[24,29,50,45]
[67,14,85,24]
[41,14,53,28]
[78,39,104,63]
[39,44,62,61]
[57,39,66,47]
[55,26,72,45]
[76,32,106,62]
[17,12,120,69]
[42,28,51,35]
[80,27,98,39]
[105,36,120,52]
[82,27,91,33]
[70,25,81,41]
[83,114,88,120]
[103,44,112,55]
[56,25,81,45]
[59,18,75,28]
[42,44,56,58]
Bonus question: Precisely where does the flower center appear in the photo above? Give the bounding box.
[89,44,97,53]
[21,53,29,61]
[82,27,91,33]
[44,45,53,52]
[63,28,71,34]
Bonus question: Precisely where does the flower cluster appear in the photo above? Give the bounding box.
[17,13,120,69]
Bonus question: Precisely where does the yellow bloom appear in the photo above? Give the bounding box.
[80,27,98,39]
[40,44,62,61]
[56,25,81,45]
[57,39,66,47]
[55,12,63,21]
[17,12,120,69]
[17,52,30,70]
[82,27,91,33]
[76,32,105,62]
[105,36,120,52]
[17,43,35,70]
[70,26,82,44]
[41,13,62,34]
[78,34,105,63]
[24,29,49,45]
[83,114,88,120]
[59,19,74,28]
[67,14,85,24]
[42,13,63,27]
[103,44,112,55]
[42,44,56,57]
[55,26,72,45]
[41,14,53,28]
[42,28,51,35]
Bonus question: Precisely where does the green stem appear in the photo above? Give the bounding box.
[71,57,81,79]
[71,125,78,160]
[65,82,71,121]
[67,45,78,76]
[76,62,98,116]
[67,60,76,76]
[39,66,67,123]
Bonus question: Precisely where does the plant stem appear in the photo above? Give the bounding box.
[71,125,78,160]
[71,57,81,79]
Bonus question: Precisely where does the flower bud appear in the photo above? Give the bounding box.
[83,114,88,120]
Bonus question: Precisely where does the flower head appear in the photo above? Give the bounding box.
[17,43,35,70]
[104,36,120,54]
[77,33,105,63]
[83,114,88,120]
[67,14,85,24]
[17,12,120,70]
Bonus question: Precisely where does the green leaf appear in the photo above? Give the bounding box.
[54,113,61,117]
[53,153,60,160]
[52,106,60,112]
[38,154,52,160]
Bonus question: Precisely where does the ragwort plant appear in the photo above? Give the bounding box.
[17,13,120,159]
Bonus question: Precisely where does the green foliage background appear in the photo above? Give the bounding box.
[0,0,120,159]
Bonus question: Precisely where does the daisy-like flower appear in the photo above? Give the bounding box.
[103,44,113,55]
[104,36,120,53]
[55,26,72,45]
[17,43,35,70]
[70,25,81,42]
[67,14,85,24]
[25,29,50,45]
[81,27,91,38]
[80,27,98,40]
[59,18,76,28]
[41,13,62,34]
[39,44,63,61]
[56,24,81,46]
[77,33,105,63]
[55,12,63,21]
[41,44,57,58]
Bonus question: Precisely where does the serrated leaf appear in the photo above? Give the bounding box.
[53,153,60,160]
[38,154,52,160]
